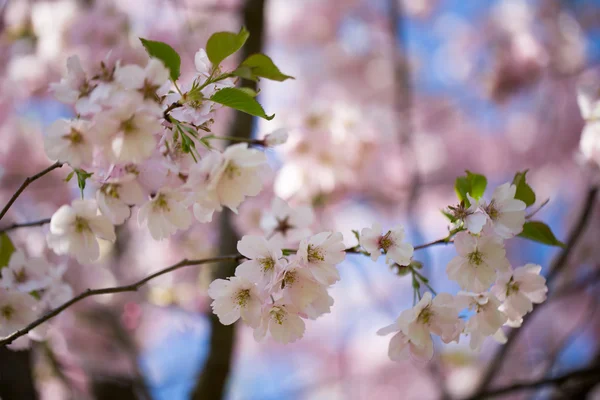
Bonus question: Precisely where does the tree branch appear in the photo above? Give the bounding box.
[0,218,51,234]
[472,186,598,394]
[465,363,600,399]
[0,162,64,222]
[0,255,242,347]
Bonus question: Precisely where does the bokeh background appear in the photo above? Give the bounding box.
[0,0,599,399]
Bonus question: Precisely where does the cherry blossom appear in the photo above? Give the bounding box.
[0,290,39,337]
[359,223,414,265]
[235,235,284,287]
[96,174,145,225]
[137,189,192,241]
[0,251,52,293]
[207,275,263,328]
[253,301,306,344]
[259,197,313,245]
[297,231,345,285]
[263,128,289,147]
[446,231,510,292]
[378,292,463,363]
[279,261,333,318]
[492,264,548,326]
[50,55,99,115]
[114,58,170,106]
[44,119,94,168]
[46,199,116,264]
[456,291,507,350]
[480,183,527,239]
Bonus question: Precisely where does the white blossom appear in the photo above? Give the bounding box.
[264,128,289,147]
[446,231,510,292]
[0,290,39,336]
[47,200,116,263]
[378,292,462,363]
[253,301,306,344]
[114,58,170,100]
[93,98,161,164]
[259,197,313,245]
[481,183,526,239]
[208,275,262,328]
[297,232,345,285]
[137,189,192,241]
[279,261,333,318]
[456,291,507,350]
[0,251,52,293]
[360,223,414,265]
[44,119,94,168]
[235,235,283,287]
[492,264,547,326]
[96,175,145,225]
[50,55,99,115]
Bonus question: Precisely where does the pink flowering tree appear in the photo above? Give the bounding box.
[0,0,599,399]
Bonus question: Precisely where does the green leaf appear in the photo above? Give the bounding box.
[441,209,458,223]
[234,53,294,82]
[0,233,16,268]
[139,38,181,81]
[512,170,536,207]
[466,170,487,200]
[454,171,487,207]
[206,27,249,67]
[74,168,93,199]
[65,171,74,182]
[210,87,274,120]
[518,221,565,247]
[236,87,259,97]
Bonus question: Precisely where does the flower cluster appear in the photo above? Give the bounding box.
[43,47,274,259]
[208,229,345,344]
[0,250,72,348]
[375,182,548,362]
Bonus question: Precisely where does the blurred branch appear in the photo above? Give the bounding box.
[191,1,266,399]
[465,363,600,399]
[0,218,51,234]
[0,255,242,347]
[472,186,598,395]
[0,161,64,222]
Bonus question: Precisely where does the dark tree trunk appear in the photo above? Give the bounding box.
[0,347,38,400]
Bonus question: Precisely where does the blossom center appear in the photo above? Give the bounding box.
[269,306,286,325]
[1,305,14,320]
[283,270,297,288]
[101,183,120,199]
[275,216,293,236]
[224,161,241,179]
[307,244,324,263]
[485,201,500,220]
[153,194,170,211]
[468,249,484,266]
[379,231,395,252]
[74,216,91,233]
[120,116,137,134]
[235,289,251,307]
[417,306,433,325]
[14,268,28,283]
[506,279,520,296]
[259,257,275,273]
[65,128,84,145]
[141,80,160,100]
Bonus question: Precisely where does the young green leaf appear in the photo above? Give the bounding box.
[209,87,274,120]
[0,233,16,268]
[454,171,487,207]
[139,38,181,81]
[74,168,93,199]
[206,27,249,67]
[512,170,536,207]
[518,221,565,247]
[234,53,294,82]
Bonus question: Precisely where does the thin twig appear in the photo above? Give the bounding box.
[0,218,51,234]
[0,162,64,222]
[464,363,600,399]
[414,238,451,250]
[0,255,242,347]
[472,186,598,394]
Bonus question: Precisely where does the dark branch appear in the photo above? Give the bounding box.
[0,218,51,234]
[0,162,64,222]
[465,363,600,399]
[0,255,242,347]
[472,186,599,394]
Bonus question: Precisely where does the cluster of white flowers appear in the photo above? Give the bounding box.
[43,48,283,260]
[208,231,345,344]
[375,182,548,362]
[206,198,343,343]
[0,250,72,348]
